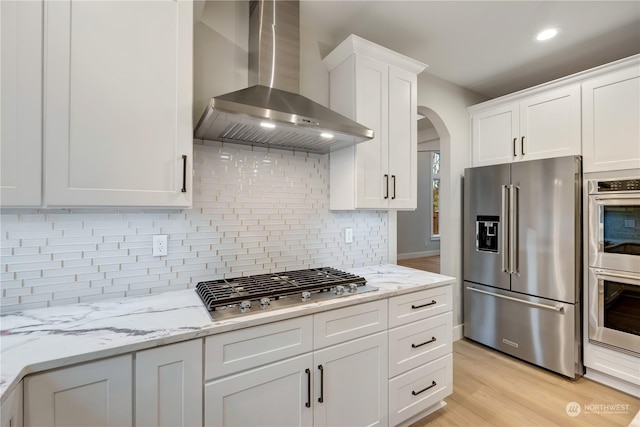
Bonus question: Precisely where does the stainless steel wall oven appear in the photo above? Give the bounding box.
[587,178,640,355]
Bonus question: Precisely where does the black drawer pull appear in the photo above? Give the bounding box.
[384,174,389,199]
[317,365,324,403]
[181,155,187,193]
[305,368,311,408]
[412,381,437,396]
[411,300,437,309]
[411,337,436,349]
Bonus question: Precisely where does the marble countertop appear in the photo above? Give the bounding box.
[0,264,455,403]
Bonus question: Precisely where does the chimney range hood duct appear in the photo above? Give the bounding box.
[193,0,374,154]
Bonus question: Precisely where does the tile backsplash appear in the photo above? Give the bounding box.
[0,143,388,313]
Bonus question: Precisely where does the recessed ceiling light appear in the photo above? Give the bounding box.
[320,133,334,139]
[536,28,559,41]
[260,122,276,129]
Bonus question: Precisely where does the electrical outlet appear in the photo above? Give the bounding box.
[345,228,353,243]
[153,234,168,256]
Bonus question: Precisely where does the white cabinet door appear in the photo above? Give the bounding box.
[1,382,22,427]
[471,103,519,167]
[43,0,193,207]
[325,36,425,211]
[0,0,42,206]
[582,65,640,172]
[388,65,418,209]
[354,54,389,209]
[519,84,581,161]
[313,332,388,427]
[205,354,314,427]
[24,355,132,427]
[135,340,202,427]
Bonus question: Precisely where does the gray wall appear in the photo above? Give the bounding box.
[397,149,440,257]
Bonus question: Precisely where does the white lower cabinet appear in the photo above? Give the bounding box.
[388,354,453,427]
[1,382,22,427]
[205,302,390,427]
[388,284,454,426]
[313,332,388,427]
[205,354,314,427]
[24,355,133,427]
[135,340,203,427]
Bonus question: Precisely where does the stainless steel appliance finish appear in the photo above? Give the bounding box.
[588,268,640,355]
[463,156,583,378]
[588,178,640,272]
[586,177,640,355]
[196,267,377,320]
[193,0,374,154]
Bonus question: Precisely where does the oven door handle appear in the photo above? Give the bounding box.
[594,269,640,281]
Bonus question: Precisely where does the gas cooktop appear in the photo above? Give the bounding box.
[196,267,377,320]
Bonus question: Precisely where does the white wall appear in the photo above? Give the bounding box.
[415,73,488,326]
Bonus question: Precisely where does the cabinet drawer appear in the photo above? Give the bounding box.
[389,354,453,427]
[314,300,388,349]
[388,285,452,328]
[205,316,313,380]
[389,311,452,377]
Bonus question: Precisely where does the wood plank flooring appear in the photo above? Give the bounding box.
[397,256,440,274]
[410,339,640,427]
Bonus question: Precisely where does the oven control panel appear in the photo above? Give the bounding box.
[596,179,640,193]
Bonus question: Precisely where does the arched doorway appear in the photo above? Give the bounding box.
[397,106,450,274]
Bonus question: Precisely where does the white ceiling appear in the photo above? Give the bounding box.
[300,0,640,99]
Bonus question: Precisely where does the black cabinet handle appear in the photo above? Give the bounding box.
[181,155,187,193]
[391,175,396,200]
[521,136,525,156]
[412,381,437,396]
[317,365,324,403]
[513,138,517,157]
[305,368,311,408]
[411,337,436,349]
[384,174,389,199]
[411,300,437,309]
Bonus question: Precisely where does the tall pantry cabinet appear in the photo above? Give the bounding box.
[323,35,427,210]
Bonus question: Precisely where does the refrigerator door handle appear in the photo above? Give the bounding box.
[466,287,564,312]
[509,185,519,275]
[501,184,510,273]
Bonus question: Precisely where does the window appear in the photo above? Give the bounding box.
[431,151,440,239]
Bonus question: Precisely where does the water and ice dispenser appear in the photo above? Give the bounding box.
[476,215,499,253]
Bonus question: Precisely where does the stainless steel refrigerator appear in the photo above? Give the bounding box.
[463,155,583,378]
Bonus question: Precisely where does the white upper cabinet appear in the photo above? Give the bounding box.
[43,0,193,207]
[582,63,640,173]
[324,35,426,210]
[0,0,43,207]
[471,84,581,167]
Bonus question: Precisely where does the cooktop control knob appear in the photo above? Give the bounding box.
[301,291,311,302]
[334,285,345,295]
[240,300,251,313]
[259,297,271,310]
[348,283,358,293]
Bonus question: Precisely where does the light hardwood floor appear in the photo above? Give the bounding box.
[411,339,640,427]
[398,256,440,274]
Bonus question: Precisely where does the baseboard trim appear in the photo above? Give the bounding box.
[453,324,463,341]
[397,250,440,260]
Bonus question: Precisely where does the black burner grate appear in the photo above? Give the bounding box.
[196,267,366,311]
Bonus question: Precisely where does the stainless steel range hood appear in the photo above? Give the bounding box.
[193,0,374,154]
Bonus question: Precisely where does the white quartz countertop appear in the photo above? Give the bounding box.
[0,264,455,402]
